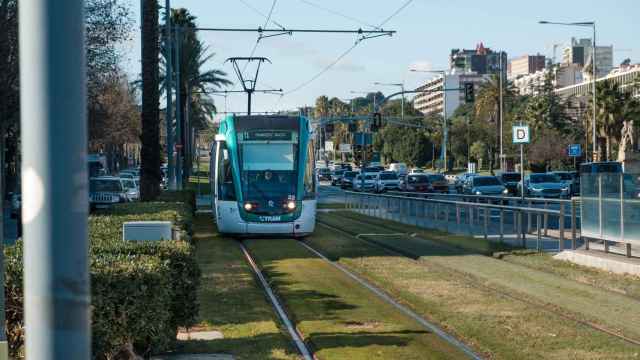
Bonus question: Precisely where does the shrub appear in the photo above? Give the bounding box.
[91,253,174,358]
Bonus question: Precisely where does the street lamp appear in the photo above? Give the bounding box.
[539,20,597,162]
[410,69,449,170]
[374,82,405,121]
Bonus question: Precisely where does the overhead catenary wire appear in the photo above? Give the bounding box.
[243,0,279,73]
[297,0,381,30]
[238,0,285,29]
[272,1,414,110]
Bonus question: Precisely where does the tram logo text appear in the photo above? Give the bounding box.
[259,216,282,222]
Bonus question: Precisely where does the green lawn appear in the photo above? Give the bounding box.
[310,212,640,359]
[245,239,469,360]
[176,215,300,360]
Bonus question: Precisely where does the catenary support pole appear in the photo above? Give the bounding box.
[175,27,183,189]
[165,0,175,189]
[19,0,90,358]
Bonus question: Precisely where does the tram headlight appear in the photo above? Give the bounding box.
[244,202,254,211]
[286,200,296,210]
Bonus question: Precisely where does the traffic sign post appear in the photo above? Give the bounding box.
[568,144,582,168]
[513,125,530,202]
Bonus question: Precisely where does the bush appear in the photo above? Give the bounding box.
[91,253,174,358]
[4,192,201,358]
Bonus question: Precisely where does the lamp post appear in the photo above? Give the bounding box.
[539,20,597,162]
[374,82,405,121]
[410,69,449,170]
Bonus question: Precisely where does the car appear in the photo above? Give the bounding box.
[465,176,508,196]
[400,174,432,192]
[409,168,425,174]
[317,167,332,181]
[120,177,140,201]
[363,166,383,175]
[89,176,132,210]
[455,173,479,193]
[551,171,578,196]
[521,173,570,198]
[118,172,135,180]
[352,174,377,192]
[426,174,449,193]
[388,162,408,175]
[498,172,522,195]
[375,171,400,192]
[330,169,346,186]
[340,171,358,189]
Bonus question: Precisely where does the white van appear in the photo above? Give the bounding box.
[388,163,408,175]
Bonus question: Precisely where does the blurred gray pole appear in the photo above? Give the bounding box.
[19,0,90,358]
[175,28,183,189]
[0,132,7,358]
[165,0,175,189]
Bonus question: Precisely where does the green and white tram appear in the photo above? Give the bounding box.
[210,115,317,236]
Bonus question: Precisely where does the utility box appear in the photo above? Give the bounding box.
[123,221,173,241]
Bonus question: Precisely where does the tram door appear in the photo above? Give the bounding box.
[213,140,240,231]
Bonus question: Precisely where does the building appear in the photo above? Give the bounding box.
[450,43,508,76]
[413,73,489,117]
[508,54,546,79]
[562,37,613,78]
[512,63,584,96]
[555,64,640,104]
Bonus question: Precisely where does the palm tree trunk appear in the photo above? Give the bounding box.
[140,0,161,200]
[606,135,611,162]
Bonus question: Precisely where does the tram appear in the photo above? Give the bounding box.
[210,115,317,236]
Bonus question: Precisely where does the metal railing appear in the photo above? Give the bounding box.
[344,191,578,252]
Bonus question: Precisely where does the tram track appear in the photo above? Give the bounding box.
[239,236,482,360]
[239,241,315,360]
[316,214,640,347]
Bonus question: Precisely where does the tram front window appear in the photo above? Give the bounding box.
[240,143,298,215]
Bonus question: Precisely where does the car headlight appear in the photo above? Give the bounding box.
[475,191,482,195]
[503,189,509,194]
[531,187,542,192]
[561,186,570,192]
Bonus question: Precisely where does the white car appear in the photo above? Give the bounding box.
[352,174,377,192]
[375,171,400,192]
[388,162,408,175]
[409,168,425,174]
[120,178,140,201]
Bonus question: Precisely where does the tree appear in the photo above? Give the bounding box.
[474,74,516,171]
[140,0,162,200]
[588,79,640,161]
[162,8,231,180]
[522,71,569,136]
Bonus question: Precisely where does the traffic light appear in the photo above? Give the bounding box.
[371,112,382,132]
[464,82,475,103]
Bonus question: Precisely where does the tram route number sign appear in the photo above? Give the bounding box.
[512,125,530,144]
[567,144,582,157]
[246,130,292,141]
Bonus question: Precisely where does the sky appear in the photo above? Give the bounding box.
[120,0,639,114]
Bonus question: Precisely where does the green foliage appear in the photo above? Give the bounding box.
[3,194,200,358]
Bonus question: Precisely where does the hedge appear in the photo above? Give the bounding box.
[4,193,201,358]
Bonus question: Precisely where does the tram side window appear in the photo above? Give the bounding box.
[303,141,316,199]
[217,142,236,201]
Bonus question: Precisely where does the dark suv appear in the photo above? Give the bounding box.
[498,172,521,195]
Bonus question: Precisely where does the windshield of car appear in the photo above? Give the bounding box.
[121,179,136,190]
[530,174,560,183]
[356,175,376,181]
[408,175,428,183]
[554,173,573,180]
[90,179,123,192]
[427,174,445,182]
[501,173,521,182]
[364,167,380,173]
[344,171,357,179]
[473,177,501,186]
[379,173,398,180]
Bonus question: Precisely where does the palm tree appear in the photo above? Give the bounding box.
[139,0,161,200]
[162,8,231,180]
[474,74,515,171]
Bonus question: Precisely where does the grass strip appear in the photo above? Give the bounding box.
[319,212,640,344]
[306,224,640,359]
[317,203,346,210]
[245,238,468,360]
[175,215,300,360]
[500,252,640,300]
